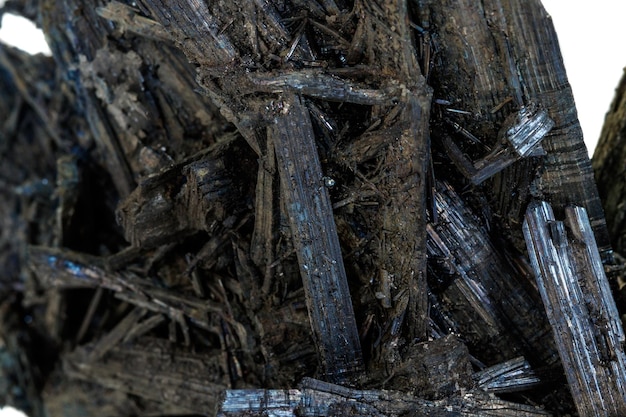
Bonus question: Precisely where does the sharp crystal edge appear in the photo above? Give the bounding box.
[427,181,557,367]
[472,356,541,394]
[217,377,552,417]
[473,103,554,184]
[503,103,555,157]
[523,201,626,416]
[271,94,364,384]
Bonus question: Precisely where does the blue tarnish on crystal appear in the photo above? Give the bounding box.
[63,260,84,277]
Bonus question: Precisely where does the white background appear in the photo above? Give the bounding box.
[540,0,626,154]
[0,2,625,416]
